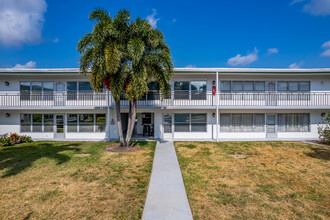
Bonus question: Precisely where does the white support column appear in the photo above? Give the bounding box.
[216,71,219,142]
[106,90,111,141]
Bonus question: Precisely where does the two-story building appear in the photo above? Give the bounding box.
[0,68,329,141]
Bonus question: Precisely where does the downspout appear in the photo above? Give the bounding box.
[106,89,111,141]
[216,71,219,142]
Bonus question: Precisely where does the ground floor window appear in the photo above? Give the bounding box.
[67,113,106,133]
[174,113,207,132]
[278,113,310,132]
[163,114,172,133]
[220,113,265,132]
[20,114,54,132]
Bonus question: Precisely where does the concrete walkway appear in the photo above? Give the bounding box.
[142,141,193,220]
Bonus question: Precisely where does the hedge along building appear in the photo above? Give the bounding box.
[0,68,330,141]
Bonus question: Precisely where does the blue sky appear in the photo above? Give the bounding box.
[0,0,330,69]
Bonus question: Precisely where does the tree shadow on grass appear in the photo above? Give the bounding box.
[0,142,81,178]
[305,147,330,161]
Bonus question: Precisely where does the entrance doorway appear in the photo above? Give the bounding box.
[120,112,154,139]
[55,114,65,139]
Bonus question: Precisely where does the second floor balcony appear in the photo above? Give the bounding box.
[0,91,329,109]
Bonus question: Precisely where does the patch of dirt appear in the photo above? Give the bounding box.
[74,154,91,157]
[105,144,142,152]
[228,154,248,159]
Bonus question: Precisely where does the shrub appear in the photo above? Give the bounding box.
[318,112,330,145]
[0,133,32,147]
[20,135,33,143]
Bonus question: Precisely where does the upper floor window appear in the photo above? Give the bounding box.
[277,81,310,92]
[174,81,206,100]
[20,81,54,101]
[221,81,265,92]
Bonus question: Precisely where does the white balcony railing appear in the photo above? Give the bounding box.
[0,92,329,107]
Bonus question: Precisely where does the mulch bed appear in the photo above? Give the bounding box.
[105,144,142,152]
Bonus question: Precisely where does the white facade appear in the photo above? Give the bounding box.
[0,68,330,141]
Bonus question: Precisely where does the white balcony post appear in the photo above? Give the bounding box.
[216,71,219,142]
[106,89,111,141]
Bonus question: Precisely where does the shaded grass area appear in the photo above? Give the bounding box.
[175,141,330,220]
[0,141,156,220]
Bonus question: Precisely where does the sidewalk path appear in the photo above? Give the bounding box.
[142,141,193,220]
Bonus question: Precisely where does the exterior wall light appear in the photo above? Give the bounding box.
[321,112,326,117]
[212,80,216,86]
[5,81,9,86]
[212,113,216,117]
[5,113,10,117]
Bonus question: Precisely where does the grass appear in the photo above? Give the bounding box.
[0,141,156,220]
[175,141,330,220]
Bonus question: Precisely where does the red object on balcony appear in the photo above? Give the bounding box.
[104,78,110,90]
[212,86,216,95]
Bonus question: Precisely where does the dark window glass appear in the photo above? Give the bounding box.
[221,81,231,91]
[163,114,172,133]
[278,82,288,91]
[174,114,190,132]
[191,114,206,132]
[174,81,189,99]
[20,114,31,132]
[32,114,42,132]
[191,81,206,100]
[79,114,94,132]
[44,114,54,132]
[20,82,30,101]
[67,114,78,132]
[96,114,106,132]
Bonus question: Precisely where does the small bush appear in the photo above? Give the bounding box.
[20,135,33,143]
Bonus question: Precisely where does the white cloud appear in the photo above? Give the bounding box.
[303,0,330,16]
[185,64,196,68]
[0,0,47,47]
[289,63,301,69]
[322,40,330,48]
[267,48,279,55]
[52,38,59,43]
[227,48,258,66]
[290,0,306,5]
[172,18,176,23]
[146,9,160,29]
[12,61,36,69]
[321,49,330,56]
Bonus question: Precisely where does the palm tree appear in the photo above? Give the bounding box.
[77,8,173,147]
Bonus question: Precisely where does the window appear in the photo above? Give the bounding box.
[20,82,31,101]
[174,113,207,132]
[299,82,310,91]
[278,113,310,132]
[67,114,78,132]
[277,82,288,91]
[163,114,172,133]
[220,113,265,132]
[174,81,189,99]
[221,81,231,92]
[96,114,106,132]
[278,81,310,92]
[142,82,160,100]
[32,114,42,132]
[44,114,54,132]
[220,114,231,132]
[20,114,54,132]
[79,82,93,100]
[79,114,94,132]
[67,82,77,100]
[43,82,54,100]
[174,114,190,132]
[20,114,31,132]
[232,81,243,91]
[243,81,254,91]
[191,114,207,132]
[191,81,206,100]
[255,82,265,91]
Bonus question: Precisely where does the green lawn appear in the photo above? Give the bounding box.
[175,141,330,220]
[0,141,156,220]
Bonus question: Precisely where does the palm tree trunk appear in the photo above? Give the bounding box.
[125,100,133,147]
[115,100,125,146]
[125,99,137,146]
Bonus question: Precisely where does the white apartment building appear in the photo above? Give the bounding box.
[0,68,329,141]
